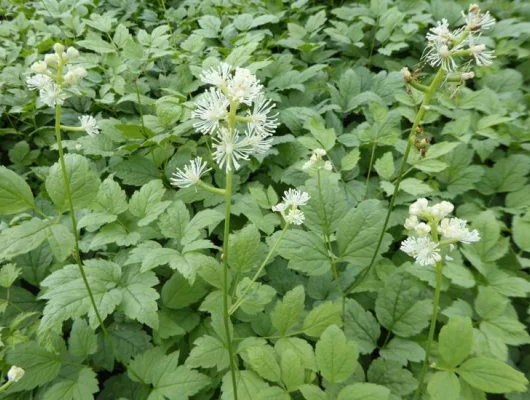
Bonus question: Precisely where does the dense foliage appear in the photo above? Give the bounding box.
[0,0,529,399]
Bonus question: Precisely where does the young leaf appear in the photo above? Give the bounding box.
[69,318,98,358]
[227,224,266,273]
[302,301,342,337]
[426,371,461,400]
[221,370,268,400]
[42,367,99,400]
[0,166,35,215]
[315,325,358,384]
[0,263,21,288]
[337,383,391,400]
[270,285,305,336]
[439,316,473,368]
[457,357,528,393]
[186,335,229,370]
[119,265,159,329]
[280,349,305,391]
[344,299,381,354]
[277,230,330,276]
[246,345,281,383]
[275,337,317,371]
[374,152,395,180]
[367,359,418,396]
[129,179,171,226]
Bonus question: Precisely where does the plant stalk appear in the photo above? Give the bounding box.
[345,68,446,295]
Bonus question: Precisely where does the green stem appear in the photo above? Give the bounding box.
[196,180,226,196]
[413,260,443,400]
[345,68,446,295]
[222,169,239,400]
[0,380,13,393]
[229,223,290,315]
[408,80,429,92]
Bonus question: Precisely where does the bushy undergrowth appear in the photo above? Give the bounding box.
[0,0,529,399]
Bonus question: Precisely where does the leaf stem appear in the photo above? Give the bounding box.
[229,223,290,315]
[413,260,443,400]
[344,68,446,295]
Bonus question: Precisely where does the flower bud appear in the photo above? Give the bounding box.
[461,72,474,80]
[409,198,429,216]
[404,215,419,230]
[63,71,78,86]
[401,67,412,82]
[44,54,59,66]
[53,43,65,55]
[30,61,48,73]
[415,222,431,237]
[72,66,87,79]
[7,366,25,382]
[66,47,79,60]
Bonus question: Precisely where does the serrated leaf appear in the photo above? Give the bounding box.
[379,338,425,366]
[0,263,21,288]
[337,383,391,400]
[0,166,35,215]
[302,301,342,337]
[186,335,229,370]
[374,152,394,180]
[439,316,473,368]
[246,345,281,382]
[427,371,460,400]
[69,318,98,358]
[221,370,268,400]
[275,337,317,371]
[367,359,418,396]
[341,148,361,171]
[42,367,99,400]
[119,265,159,329]
[277,230,330,276]
[280,349,305,391]
[0,218,51,260]
[129,179,171,226]
[344,299,380,354]
[271,285,305,336]
[304,116,336,151]
[457,358,528,394]
[228,224,265,273]
[46,224,75,262]
[315,325,358,384]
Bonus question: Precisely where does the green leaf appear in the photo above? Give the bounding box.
[341,148,361,171]
[302,301,342,337]
[379,338,425,366]
[0,263,21,288]
[344,299,381,354]
[299,384,327,400]
[221,370,268,400]
[119,265,159,329]
[246,345,281,382]
[46,224,75,262]
[0,166,34,215]
[439,316,473,368]
[0,218,51,260]
[457,358,528,394]
[280,349,305,391]
[275,337,317,371]
[186,335,229,370]
[315,325,358,384]
[277,230,330,276]
[228,224,265,273]
[77,32,116,53]
[46,154,100,211]
[513,212,530,252]
[235,278,276,315]
[304,116,336,151]
[479,154,530,195]
[42,367,99,400]
[427,371,460,400]
[480,316,530,346]
[337,200,391,268]
[182,208,225,244]
[367,359,418,396]
[5,341,61,391]
[39,259,123,331]
[162,272,208,309]
[337,383,391,400]
[375,271,432,337]
[129,347,210,399]
[95,176,128,215]
[157,201,190,240]
[474,286,508,320]
[129,179,171,226]
[374,152,395,180]
[69,318,98,358]
[271,285,305,336]
[400,178,433,196]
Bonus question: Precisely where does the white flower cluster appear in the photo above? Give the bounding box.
[26,43,87,107]
[423,4,495,72]
[192,62,278,172]
[170,156,210,188]
[272,189,310,225]
[303,148,333,171]
[79,115,99,136]
[401,198,480,266]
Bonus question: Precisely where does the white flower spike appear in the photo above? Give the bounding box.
[226,67,263,105]
[439,218,480,244]
[79,115,99,136]
[200,62,232,87]
[401,237,441,266]
[39,83,67,107]
[282,188,310,207]
[192,88,230,134]
[247,95,279,137]
[273,188,310,226]
[170,156,211,188]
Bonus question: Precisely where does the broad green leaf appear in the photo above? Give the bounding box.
[439,317,473,368]
[304,116,336,151]
[0,166,34,215]
[271,285,305,336]
[46,154,100,211]
[77,32,116,53]
[275,337,317,371]
[39,259,123,331]
[69,318,98,358]
[235,278,276,315]
[341,148,361,171]
[302,301,342,337]
[157,201,190,240]
[119,265,159,329]
[277,230,330,276]
[427,371,460,400]
[95,176,128,215]
[42,367,99,400]
[299,384,327,400]
[337,383,391,400]
[479,154,530,195]
[0,263,21,288]
[246,345,281,382]
[221,370,268,400]
[480,316,530,346]
[400,178,433,196]
[186,335,229,370]
[344,299,381,354]
[368,359,417,396]
[337,200,391,268]
[228,224,265,273]
[0,219,50,260]
[379,338,425,366]
[46,224,75,262]
[5,341,61,391]
[457,358,528,394]
[182,209,225,244]
[375,271,432,337]
[280,349,305,391]
[513,212,530,252]
[374,152,395,180]
[474,286,508,320]
[162,272,208,309]
[315,325,358,384]
[129,179,171,226]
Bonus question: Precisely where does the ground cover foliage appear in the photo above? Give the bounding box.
[0,0,529,399]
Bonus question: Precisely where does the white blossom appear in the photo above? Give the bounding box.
[426,19,455,44]
[79,115,99,136]
[429,201,454,219]
[200,62,232,87]
[282,188,310,207]
[26,74,53,90]
[66,47,79,60]
[285,209,305,225]
[424,39,460,72]
[212,127,255,171]
[463,4,496,31]
[247,94,279,136]
[272,202,288,213]
[409,198,429,216]
[468,36,495,67]
[7,366,25,382]
[226,67,262,105]
[39,83,68,107]
[53,43,65,55]
[44,53,59,67]
[191,88,229,134]
[64,66,88,86]
[404,215,419,230]
[401,237,441,266]
[439,218,480,244]
[170,156,211,188]
[30,61,48,73]
[414,222,432,237]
